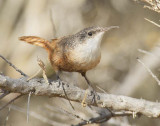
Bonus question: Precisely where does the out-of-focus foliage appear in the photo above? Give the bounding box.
[0,0,160,125]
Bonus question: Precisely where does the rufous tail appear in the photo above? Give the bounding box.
[19,36,53,51]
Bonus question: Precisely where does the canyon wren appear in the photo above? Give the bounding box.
[19,26,118,90]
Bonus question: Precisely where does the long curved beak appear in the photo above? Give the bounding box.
[102,26,119,32]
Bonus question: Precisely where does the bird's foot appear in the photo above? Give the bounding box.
[81,86,100,107]
[56,78,67,88]
[88,86,100,104]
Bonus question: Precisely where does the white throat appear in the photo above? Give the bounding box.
[85,32,104,51]
[72,32,104,65]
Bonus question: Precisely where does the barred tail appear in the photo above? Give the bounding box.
[19,36,52,51]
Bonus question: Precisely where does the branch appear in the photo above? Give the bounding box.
[144,18,160,27]
[0,75,160,119]
[134,0,160,13]
[10,105,67,126]
[0,54,27,77]
[0,94,23,111]
[74,111,134,126]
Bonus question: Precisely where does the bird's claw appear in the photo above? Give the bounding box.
[56,78,66,88]
[89,88,100,103]
[88,87,100,103]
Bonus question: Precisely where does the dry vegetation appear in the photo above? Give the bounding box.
[0,0,160,126]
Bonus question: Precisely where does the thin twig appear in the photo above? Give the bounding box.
[27,91,32,123]
[37,57,50,85]
[10,105,67,126]
[138,49,157,58]
[46,105,86,122]
[62,84,75,110]
[137,57,160,85]
[73,112,112,126]
[112,111,134,117]
[59,108,86,122]
[0,54,27,77]
[96,85,108,93]
[0,94,23,111]
[134,0,160,13]
[27,69,41,81]
[73,111,134,126]
[144,18,160,27]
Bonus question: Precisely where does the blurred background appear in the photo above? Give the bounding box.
[0,0,160,125]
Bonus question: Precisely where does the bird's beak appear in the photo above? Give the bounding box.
[102,26,119,32]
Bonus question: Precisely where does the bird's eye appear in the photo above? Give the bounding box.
[88,32,92,36]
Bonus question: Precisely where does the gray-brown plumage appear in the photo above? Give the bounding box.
[19,26,118,87]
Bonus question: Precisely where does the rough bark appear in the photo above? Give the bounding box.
[0,74,160,118]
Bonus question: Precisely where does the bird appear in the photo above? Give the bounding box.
[19,26,118,97]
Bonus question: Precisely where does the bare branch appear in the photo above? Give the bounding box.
[144,18,160,27]
[10,105,67,126]
[138,49,158,57]
[134,0,160,13]
[0,94,23,111]
[137,57,160,85]
[0,75,160,118]
[74,111,134,126]
[74,112,112,126]
[0,54,27,77]
[45,105,86,122]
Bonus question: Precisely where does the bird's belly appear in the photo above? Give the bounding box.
[52,44,101,72]
[66,46,101,72]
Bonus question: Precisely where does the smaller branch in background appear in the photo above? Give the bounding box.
[96,85,108,93]
[144,18,160,27]
[137,57,160,85]
[53,106,86,122]
[27,69,41,81]
[134,0,160,13]
[73,110,134,126]
[10,105,65,126]
[138,49,158,57]
[0,94,23,111]
[0,54,27,77]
